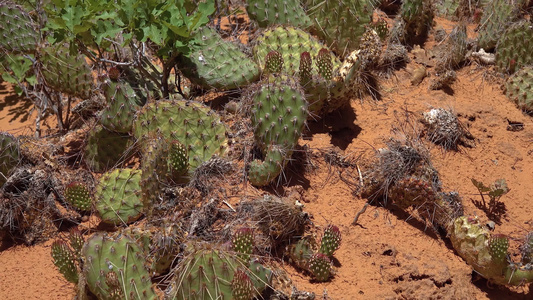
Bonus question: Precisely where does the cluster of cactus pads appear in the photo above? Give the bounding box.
[289,225,341,282]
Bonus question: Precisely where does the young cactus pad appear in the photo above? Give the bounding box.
[95,168,143,225]
[133,99,227,173]
[64,182,92,212]
[82,232,157,300]
[320,225,342,257]
[51,240,79,284]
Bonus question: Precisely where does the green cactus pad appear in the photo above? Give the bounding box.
[477,0,520,51]
[95,168,143,225]
[495,21,533,74]
[178,26,260,90]
[84,125,134,173]
[51,240,79,284]
[82,232,157,300]
[133,99,227,173]
[168,140,189,181]
[40,44,94,100]
[320,225,342,257]
[289,236,317,270]
[308,253,332,282]
[264,50,283,74]
[64,182,92,212]
[253,26,340,76]
[248,76,308,186]
[488,234,509,265]
[0,132,20,187]
[304,0,374,57]
[391,0,434,45]
[232,227,254,262]
[504,66,533,114]
[100,78,145,133]
[232,268,256,300]
[246,0,311,28]
[140,136,170,216]
[69,228,84,258]
[169,243,272,300]
[0,2,38,54]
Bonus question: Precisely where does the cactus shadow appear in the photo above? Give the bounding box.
[306,105,361,151]
[0,82,33,125]
[471,274,531,299]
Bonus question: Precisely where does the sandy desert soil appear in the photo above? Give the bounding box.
[1,15,533,300]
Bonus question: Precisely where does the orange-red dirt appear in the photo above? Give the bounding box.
[1,17,533,299]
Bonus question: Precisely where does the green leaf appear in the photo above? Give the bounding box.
[471,178,490,193]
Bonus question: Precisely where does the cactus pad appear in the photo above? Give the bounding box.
[308,253,332,282]
[82,232,157,300]
[495,21,533,74]
[178,26,260,89]
[169,243,272,300]
[0,2,38,54]
[133,99,227,173]
[477,0,519,51]
[84,125,134,173]
[51,240,79,284]
[320,225,342,257]
[100,78,144,133]
[95,168,143,225]
[232,227,254,262]
[504,66,533,114]
[64,182,92,212]
[253,26,340,76]
[304,0,374,57]
[40,44,94,99]
[246,0,311,28]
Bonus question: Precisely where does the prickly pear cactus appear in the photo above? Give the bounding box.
[248,76,308,186]
[231,268,256,300]
[308,253,333,282]
[320,225,342,257]
[246,0,311,28]
[40,44,94,100]
[232,227,254,262]
[95,168,143,225]
[100,78,145,133]
[504,66,533,114]
[304,0,374,57]
[82,232,157,300]
[289,236,317,270]
[133,99,227,173]
[140,135,170,216]
[64,182,92,212]
[477,0,520,51]
[0,132,20,187]
[495,21,533,74]
[168,140,189,182]
[450,216,533,286]
[84,125,134,173]
[168,243,272,300]
[0,1,38,54]
[253,26,340,76]
[51,240,79,284]
[178,26,260,90]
